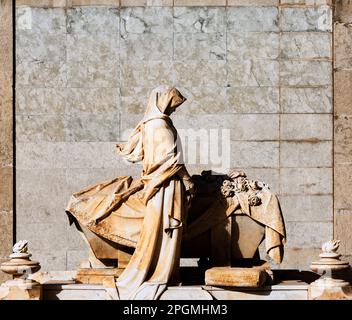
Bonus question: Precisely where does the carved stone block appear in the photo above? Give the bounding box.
[205,267,267,288]
[76,268,123,285]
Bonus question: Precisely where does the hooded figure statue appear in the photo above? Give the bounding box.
[66,85,195,300]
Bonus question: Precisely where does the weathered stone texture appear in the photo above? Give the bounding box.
[281,6,332,32]
[334,23,352,69]
[67,60,119,88]
[66,250,88,270]
[66,88,120,114]
[281,114,332,141]
[0,168,13,212]
[121,7,172,34]
[285,221,333,248]
[16,33,66,63]
[16,0,67,7]
[16,115,66,142]
[121,0,172,6]
[0,117,13,168]
[173,61,227,87]
[279,248,322,270]
[172,86,227,114]
[280,141,332,168]
[280,168,332,195]
[334,1,352,258]
[279,195,332,222]
[67,7,119,34]
[16,7,66,34]
[334,70,352,115]
[227,7,279,32]
[228,0,278,5]
[334,210,352,256]
[231,142,279,168]
[174,0,226,6]
[65,114,120,142]
[175,33,226,61]
[280,0,331,4]
[335,0,352,24]
[280,61,331,86]
[281,32,331,59]
[0,1,13,284]
[227,32,279,60]
[227,87,280,113]
[0,211,13,259]
[16,169,70,225]
[13,4,334,272]
[281,87,332,113]
[334,165,352,210]
[228,59,279,87]
[16,61,67,87]
[16,88,66,115]
[334,115,352,165]
[174,7,225,33]
[121,61,174,87]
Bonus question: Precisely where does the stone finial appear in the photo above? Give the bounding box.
[309,240,352,300]
[12,240,28,254]
[1,240,41,279]
[321,240,340,254]
[0,241,42,300]
[311,239,348,274]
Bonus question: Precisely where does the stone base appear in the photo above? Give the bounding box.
[41,282,309,300]
[76,268,123,285]
[0,279,42,300]
[159,286,213,300]
[29,271,76,284]
[308,278,352,300]
[4,269,316,300]
[44,283,108,300]
[204,282,308,300]
[205,267,269,287]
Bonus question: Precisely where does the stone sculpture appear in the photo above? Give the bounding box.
[182,169,286,266]
[309,240,352,299]
[66,85,286,299]
[0,241,41,300]
[66,85,193,300]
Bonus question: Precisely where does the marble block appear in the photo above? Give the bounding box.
[205,267,267,288]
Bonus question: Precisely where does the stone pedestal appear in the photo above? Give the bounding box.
[0,279,42,300]
[308,240,352,300]
[308,278,352,300]
[0,240,42,300]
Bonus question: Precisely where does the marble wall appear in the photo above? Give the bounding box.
[15,2,333,271]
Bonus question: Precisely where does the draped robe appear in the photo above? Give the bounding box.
[66,87,187,300]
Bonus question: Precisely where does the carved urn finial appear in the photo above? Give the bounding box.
[0,241,42,300]
[1,240,41,285]
[321,240,340,254]
[309,240,352,299]
[311,239,348,275]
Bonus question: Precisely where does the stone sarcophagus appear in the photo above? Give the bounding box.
[71,169,286,284]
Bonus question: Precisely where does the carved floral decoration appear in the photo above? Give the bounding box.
[220,169,269,207]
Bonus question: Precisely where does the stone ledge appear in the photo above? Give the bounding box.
[42,282,310,300]
[15,0,333,7]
